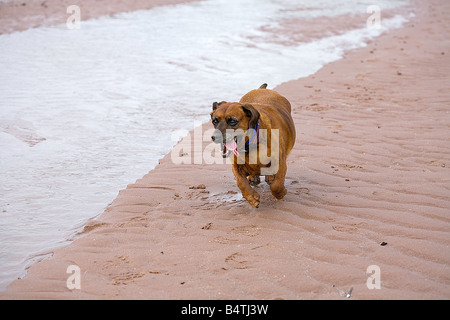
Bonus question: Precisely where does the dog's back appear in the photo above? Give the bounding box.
[239,84,292,114]
[239,84,295,157]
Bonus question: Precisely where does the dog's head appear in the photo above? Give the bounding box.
[210,101,260,158]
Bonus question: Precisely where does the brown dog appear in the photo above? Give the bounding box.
[210,84,296,207]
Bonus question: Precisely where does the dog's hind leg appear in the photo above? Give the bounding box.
[248,175,260,186]
[270,162,288,200]
[264,175,274,185]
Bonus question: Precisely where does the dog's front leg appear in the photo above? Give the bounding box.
[232,165,260,208]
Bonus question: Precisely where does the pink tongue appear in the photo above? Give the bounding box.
[225,140,239,157]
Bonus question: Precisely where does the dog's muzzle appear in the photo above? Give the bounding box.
[211,129,239,158]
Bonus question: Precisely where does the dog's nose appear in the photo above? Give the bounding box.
[211,129,223,143]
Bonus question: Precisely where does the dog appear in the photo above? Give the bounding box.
[210,84,296,207]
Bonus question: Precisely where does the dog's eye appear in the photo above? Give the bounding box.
[228,119,239,127]
[212,118,219,126]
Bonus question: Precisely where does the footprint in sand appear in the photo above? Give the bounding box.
[225,252,250,270]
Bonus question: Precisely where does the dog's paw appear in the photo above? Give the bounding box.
[248,175,260,186]
[271,187,287,200]
[244,191,260,208]
[265,175,275,185]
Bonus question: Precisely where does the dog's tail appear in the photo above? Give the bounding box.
[259,83,268,89]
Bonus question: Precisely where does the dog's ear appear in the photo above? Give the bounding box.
[212,101,227,112]
[241,104,260,129]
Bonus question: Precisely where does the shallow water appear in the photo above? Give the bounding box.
[0,0,410,289]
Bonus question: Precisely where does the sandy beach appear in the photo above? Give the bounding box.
[1,0,449,300]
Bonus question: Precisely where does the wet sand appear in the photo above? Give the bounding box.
[1,0,449,299]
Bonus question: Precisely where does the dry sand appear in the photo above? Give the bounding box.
[1,0,449,299]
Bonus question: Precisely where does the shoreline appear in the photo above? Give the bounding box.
[0,0,200,34]
[1,0,450,299]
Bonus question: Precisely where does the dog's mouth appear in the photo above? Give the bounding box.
[222,137,239,158]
